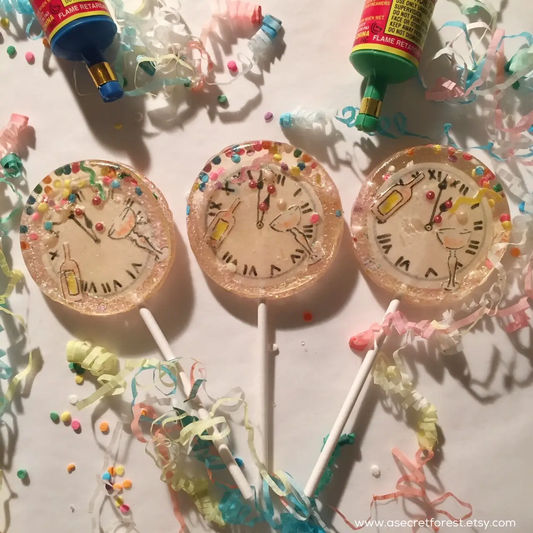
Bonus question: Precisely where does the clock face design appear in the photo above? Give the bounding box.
[351,145,511,306]
[20,160,176,315]
[187,141,344,299]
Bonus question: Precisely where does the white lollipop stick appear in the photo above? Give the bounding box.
[304,298,401,498]
[257,299,269,477]
[139,307,254,501]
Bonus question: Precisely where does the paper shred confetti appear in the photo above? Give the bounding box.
[100,421,110,433]
[16,469,28,480]
[315,433,355,496]
[72,420,81,432]
[50,412,60,423]
[60,411,71,423]
[67,464,76,473]
[122,480,132,489]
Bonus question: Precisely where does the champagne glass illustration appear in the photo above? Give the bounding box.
[436,228,472,291]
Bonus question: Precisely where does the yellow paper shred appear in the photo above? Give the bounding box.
[373,347,438,450]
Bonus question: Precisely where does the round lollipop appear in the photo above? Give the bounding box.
[305,145,511,496]
[187,140,344,472]
[20,159,253,500]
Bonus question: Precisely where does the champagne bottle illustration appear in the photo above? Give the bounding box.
[371,172,425,223]
[59,242,83,302]
[206,197,242,249]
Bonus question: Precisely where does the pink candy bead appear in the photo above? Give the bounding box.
[120,504,130,514]
[72,420,81,431]
[500,214,511,222]
[227,60,238,72]
[29,232,38,240]
[310,213,320,224]
[32,213,40,221]
[25,52,35,64]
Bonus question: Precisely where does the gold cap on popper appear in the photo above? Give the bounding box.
[87,63,124,103]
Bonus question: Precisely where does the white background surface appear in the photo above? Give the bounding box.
[0,0,532,532]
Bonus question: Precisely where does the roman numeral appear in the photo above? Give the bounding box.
[465,240,480,255]
[209,201,222,210]
[243,265,257,276]
[425,267,438,278]
[270,264,281,276]
[459,184,469,195]
[222,251,234,263]
[276,174,286,186]
[49,250,59,261]
[377,233,392,255]
[126,270,136,280]
[291,250,304,264]
[471,203,480,210]
[82,281,87,292]
[221,182,235,195]
[293,188,302,197]
[428,169,440,181]
[473,220,484,231]
[89,282,97,293]
[301,202,313,214]
[450,180,460,188]
[132,263,142,273]
[113,280,122,291]
[101,282,112,294]
[394,256,410,271]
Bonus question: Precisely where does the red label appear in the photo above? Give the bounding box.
[31,0,111,41]
[352,0,436,65]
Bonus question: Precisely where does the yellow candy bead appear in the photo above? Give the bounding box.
[502,221,512,231]
[115,497,124,507]
[273,154,282,162]
[53,179,62,188]
[433,145,442,153]
[74,375,84,384]
[37,203,49,212]
[488,199,495,208]
[60,411,71,423]
[78,180,86,188]
[116,465,125,476]
[290,167,300,177]
[0,18,9,28]
[64,179,71,188]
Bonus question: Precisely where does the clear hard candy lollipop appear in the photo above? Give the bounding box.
[351,145,511,305]
[20,160,175,315]
[187,140,344,299]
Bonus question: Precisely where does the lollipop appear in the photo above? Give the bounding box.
[304,145,511,497]
[20,159,253,500]
[187,140,344,473]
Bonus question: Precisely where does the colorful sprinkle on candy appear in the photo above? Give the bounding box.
[17,469,28,480]
[510,247,521,258]
[227,60,238,72]
[303,312,313,322]
[74,375,84,385]
[100,421,110,433]
[72,420,81,431]
[50,412,60,423]
[60,411,71,423]
[7,46,16,57]
[123,480,132,489]
[116,465,125,476]
[217,95,228,105]
[25,52,35,64]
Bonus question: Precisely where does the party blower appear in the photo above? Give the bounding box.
[19,160,252,500]
[187,140,344,481]
[305,145,511,497]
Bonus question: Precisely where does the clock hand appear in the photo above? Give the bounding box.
[68,214,101,244]
[425,180,448,231]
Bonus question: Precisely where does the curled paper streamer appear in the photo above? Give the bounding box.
[315,433,356,496]
[0,248,33,419]
[335,448,472,532]
[373,345,438,450]
[0,115,28,160]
